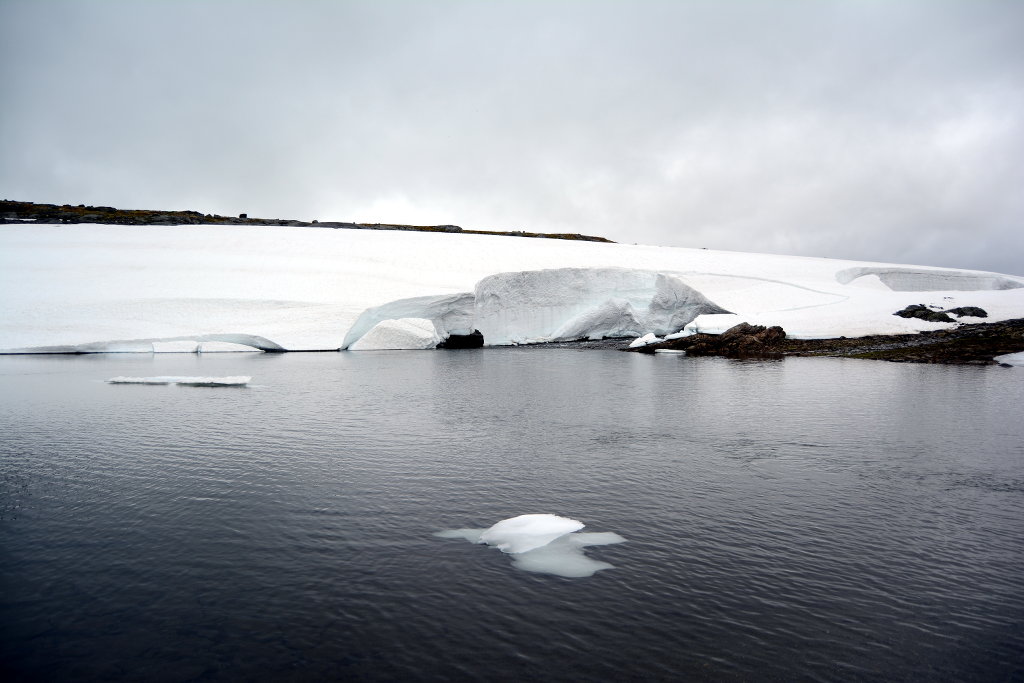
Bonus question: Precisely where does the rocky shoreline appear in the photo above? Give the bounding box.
[622,319,1024,365]
[0,200,612,243]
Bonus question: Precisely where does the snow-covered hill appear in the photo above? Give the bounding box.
[1,224,1022,352]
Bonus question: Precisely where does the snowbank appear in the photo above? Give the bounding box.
[1,224,1022,352]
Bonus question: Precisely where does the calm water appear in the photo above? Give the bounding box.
[1,350,1022,682]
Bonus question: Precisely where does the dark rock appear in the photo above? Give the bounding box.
[894,304,954,323]
[894,304,928,318]
[636,322,788,357]
[437,330,484,349]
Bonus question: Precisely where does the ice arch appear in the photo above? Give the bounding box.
[836,266,1024,291]
[341,293,474,350]
[5,333,281,354]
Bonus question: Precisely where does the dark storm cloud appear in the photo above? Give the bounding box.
[1,0,1022,274]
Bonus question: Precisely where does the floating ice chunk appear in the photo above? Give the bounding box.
[173,376,252,387]
[995,352,1024,366]
[435,514,625,578]
[478,514,585,553]
[509,532,627,578]
[348,317,441,350]
[654,349,686,354]
[107,376,175,385]
[629,332,662,348]
[107,376,251,386]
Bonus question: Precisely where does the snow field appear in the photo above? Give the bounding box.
[2,224,1022,352]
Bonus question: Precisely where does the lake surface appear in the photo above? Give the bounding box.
[1,350,1022,682]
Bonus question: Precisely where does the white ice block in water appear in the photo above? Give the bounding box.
[478,514,585,553]
[435,514,625,578]
[107,376,251,386]
[510,532,627,578]
[628,332,662,348]
[173,376,252,386]
[106,376,176,385]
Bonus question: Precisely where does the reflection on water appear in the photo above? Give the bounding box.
[1,350,1023,681]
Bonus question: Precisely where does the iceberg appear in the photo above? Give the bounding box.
[107,376,251,386]
[508,532,627,578]
[436,514,626,578]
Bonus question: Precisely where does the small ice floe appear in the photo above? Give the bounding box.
[628,332,662,348]
[435,513,626,578]
[995,352,1024,367]
[107,376,251,386]
[654,349,686,354]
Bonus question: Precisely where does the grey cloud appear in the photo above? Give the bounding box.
[1,0,1021,274]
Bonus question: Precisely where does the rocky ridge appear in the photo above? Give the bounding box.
[627,319,1024,365]
[0,200,613,243]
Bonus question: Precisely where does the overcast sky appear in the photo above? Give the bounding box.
[2,1,1022,274]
